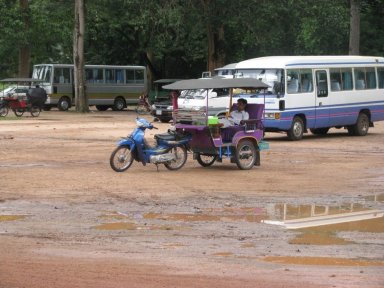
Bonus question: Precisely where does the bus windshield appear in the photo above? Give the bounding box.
[32,65,52,85]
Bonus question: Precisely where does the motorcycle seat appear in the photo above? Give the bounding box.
[155,133,176,141]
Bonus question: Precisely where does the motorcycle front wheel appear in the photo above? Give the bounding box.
[110,145,134,172]
[164,146,187,171]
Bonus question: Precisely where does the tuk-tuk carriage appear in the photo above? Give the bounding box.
[0,78,46,117]
[163,78,270,170]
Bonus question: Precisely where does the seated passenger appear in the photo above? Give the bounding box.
[219,98,249,128]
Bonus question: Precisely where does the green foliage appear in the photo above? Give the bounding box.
[0,0,383,79]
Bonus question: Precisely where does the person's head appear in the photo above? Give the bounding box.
[35,84,40,88]
[237,98,247,111]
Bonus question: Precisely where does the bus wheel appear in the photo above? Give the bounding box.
[287,116,304,141]
[58,97,71,111]
[348,113,369,136]
[96,105,109,111]
[113,97,125,111]
[310,128,329,135]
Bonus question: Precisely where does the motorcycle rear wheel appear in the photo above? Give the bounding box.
[110,145,134,172]
[164,146,187,171]
[14,109,24,117]
[196,153,217,167]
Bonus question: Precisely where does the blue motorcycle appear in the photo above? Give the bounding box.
[110,118,192,172]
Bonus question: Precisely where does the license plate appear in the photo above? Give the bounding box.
[156,109,162,115]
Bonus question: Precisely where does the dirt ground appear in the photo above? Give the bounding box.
[1,109,383,288]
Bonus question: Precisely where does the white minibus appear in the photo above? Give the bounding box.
[235,56,384,140]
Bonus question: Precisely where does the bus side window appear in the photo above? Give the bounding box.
[287,69,299,94]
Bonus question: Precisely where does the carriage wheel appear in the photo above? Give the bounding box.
[14,109,24,117]
[235,140,256,170]
[30,106,41,117]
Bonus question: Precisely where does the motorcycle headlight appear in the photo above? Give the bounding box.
[136,118,150,127]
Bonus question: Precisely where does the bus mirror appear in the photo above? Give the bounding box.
[279,100,285,111]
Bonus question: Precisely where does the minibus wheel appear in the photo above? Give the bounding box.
[347,113,369,136]
[113,97,126,111]
[287,116,304,141]
[58,97,71,111]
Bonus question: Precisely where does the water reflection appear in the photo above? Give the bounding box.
[263,193,384,230]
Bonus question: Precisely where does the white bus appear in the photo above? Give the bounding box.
[234,56,384,140]
[32,64,147,111]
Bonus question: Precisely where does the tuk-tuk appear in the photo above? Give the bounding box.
[163,78,270,170]
[0,78,46,117]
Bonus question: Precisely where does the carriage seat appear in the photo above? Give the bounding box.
[221,103,264,142]
[231,103,264,130]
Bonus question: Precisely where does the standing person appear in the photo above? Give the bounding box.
[28,85,47,108]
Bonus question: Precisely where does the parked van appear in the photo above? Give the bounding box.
[177,88,231,116]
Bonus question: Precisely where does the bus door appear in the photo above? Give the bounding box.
[314,70,330,128]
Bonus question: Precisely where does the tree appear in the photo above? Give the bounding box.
[73,0,88,112]
[18,0,30,77]
[349,0,360,55]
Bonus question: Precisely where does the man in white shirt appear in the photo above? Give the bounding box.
[219,98,249,128]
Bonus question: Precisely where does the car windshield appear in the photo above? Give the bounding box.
[0,86,29,97]
[0,87,14,94]
[183,89,207,100]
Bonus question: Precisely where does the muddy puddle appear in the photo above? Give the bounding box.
[0,215,27,221]
[95,194,383,243]
[262,256,384,266]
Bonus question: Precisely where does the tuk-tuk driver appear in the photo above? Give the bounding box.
[219,98,249,128]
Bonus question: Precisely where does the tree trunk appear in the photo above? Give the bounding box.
[73,0,88,112]
[349,0,360,55]
[201,0,226,73]
[18,0,30,77]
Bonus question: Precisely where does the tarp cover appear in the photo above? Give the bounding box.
[0,78,43,83]
[27,87,47,108]
[162,78,268,90]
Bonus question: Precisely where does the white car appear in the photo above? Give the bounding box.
[0,86,29,99]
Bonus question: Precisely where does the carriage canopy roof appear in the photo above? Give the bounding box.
[162,78,268,90]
